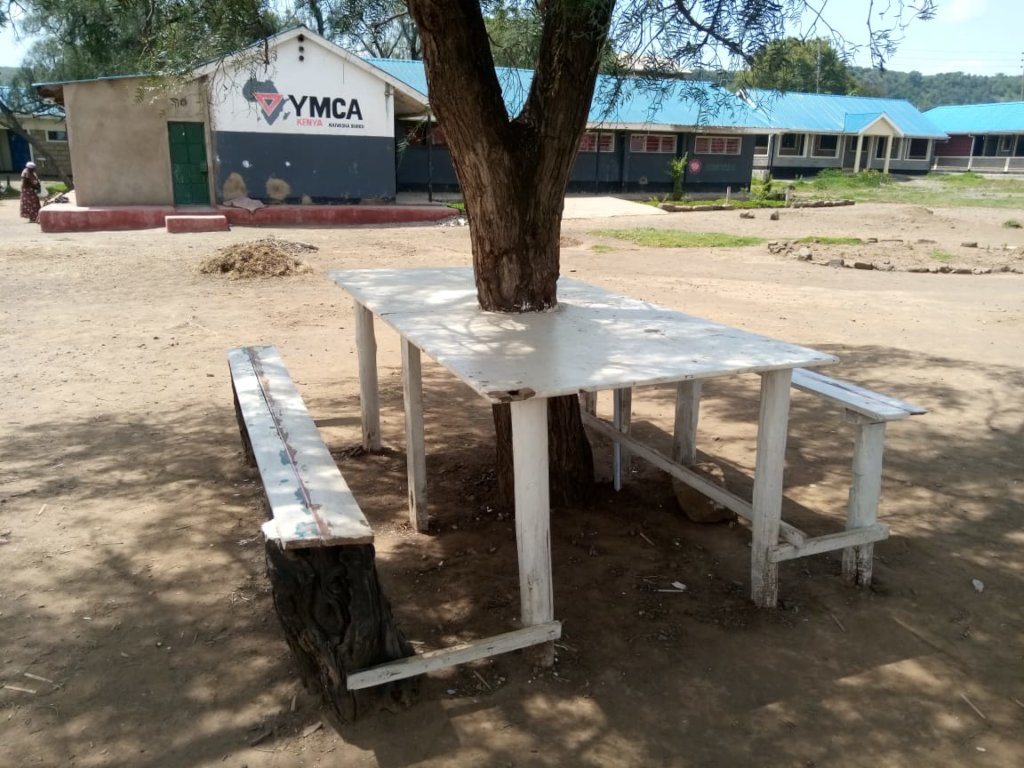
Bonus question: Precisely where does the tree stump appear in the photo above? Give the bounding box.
[264,541,417,723]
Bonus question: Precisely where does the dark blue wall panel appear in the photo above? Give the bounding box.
[213,131,395,203]
[395,144,459,191]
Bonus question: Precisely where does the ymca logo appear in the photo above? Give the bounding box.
[242,78,364,128]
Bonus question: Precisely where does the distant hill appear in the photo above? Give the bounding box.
[852,67,1023,110]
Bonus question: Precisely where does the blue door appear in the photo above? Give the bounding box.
[7,132,31,172]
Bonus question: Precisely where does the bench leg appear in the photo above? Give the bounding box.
[612,387,632,490]
[511,398,554,666]
[672,380,702,466]
[578,390,597,417]
[751,370,792,608]
[354,302,381,451]
[843,421,887,587]
[401,339,429,532]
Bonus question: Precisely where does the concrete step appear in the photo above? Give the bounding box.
[165,214,230,233]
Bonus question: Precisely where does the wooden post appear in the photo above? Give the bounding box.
[751,369,792,608]
[510,398,554,666]
[672,380,702,465]
[401,338,429,532]
[854,134,864,173]
[579,390,597,417]
[883,135,894,175]
[354,303,381,451]
[612,387,632,490]
[842,420,887,586]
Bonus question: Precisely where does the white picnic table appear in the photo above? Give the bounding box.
[329,267,838,654]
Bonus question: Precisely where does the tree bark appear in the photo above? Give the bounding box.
[264,542,417,724]
[406,0,613,503]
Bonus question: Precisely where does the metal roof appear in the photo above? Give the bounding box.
[367,58,771,131]
[924,101,1024,135]
[0,85,65,118]
[747,89,946,138]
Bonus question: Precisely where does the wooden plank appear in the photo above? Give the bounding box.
[771,524,889,563]
[228,347,373,548]
[750,370,792,608]
[672,380,702,465]
[581,412,806,548]
[612,387,632,490]
[346,622,562,690]
[792,368,925,422]
[579,390,597,417]
[354,303,382,451]
[843,422,888,585]
[510,398,554,666]
[401,339,429,532]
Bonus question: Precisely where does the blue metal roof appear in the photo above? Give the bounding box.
[747,89,945,138]
[0,85,65,118]
[924,102,1024,135]
[367,58,770,130]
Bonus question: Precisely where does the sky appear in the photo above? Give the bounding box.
[1,1,1023,77]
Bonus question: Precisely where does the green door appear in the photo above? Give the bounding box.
[168,122,210,205]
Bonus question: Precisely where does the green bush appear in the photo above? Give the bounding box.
[1003,219,1022,229]
[667,154,688,201]
[46,182,69,196]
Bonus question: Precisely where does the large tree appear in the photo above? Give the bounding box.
[404,1,934,506]
[734,37,859,94]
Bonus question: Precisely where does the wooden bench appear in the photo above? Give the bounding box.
[789,367,926,587]
[581,368,925,599]
[228,345,414,722]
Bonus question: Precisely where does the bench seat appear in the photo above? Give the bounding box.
[792,368,926,423]
[228,345,373,548]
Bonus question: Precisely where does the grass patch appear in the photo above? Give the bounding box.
[790,169,1024,209]
[797,236,864,245]
[796,169,893,192]
[590,243,615,253]
[936,171,987,187]
[930,250,954,262]
[1003,219,1022,229]
[592,228,765,248]
[45,181,69,196]
[446,201,465,212]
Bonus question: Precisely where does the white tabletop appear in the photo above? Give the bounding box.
[329,267,837,403]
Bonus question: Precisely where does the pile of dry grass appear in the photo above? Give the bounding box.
[199,238,318,278]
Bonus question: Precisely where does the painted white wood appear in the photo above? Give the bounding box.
[401,338,429,532]
[346,622,562,690]
[883,135,894,175]
[612,387,632,490]
[672,380,702,465]
[854,134,864,173]
[354,303,381,451]
[330,268,836,404]
[843,422,888,585]
[792,368,925,422]
[771,524,889,563]
[511,399,554,634]
[581,411,806,548]
[228,346,374,548]
[750,370,792,608]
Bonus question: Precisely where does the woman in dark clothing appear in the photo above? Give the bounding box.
[20,161,42,223]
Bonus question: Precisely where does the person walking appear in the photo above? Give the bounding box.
[20,161,42,223]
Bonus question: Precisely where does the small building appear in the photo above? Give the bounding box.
[0,85,70,179]
[925,101,1024,173]
[744,90,946,177]
[370,59,770,194]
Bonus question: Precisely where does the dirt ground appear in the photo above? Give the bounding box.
[1,199,1022,767]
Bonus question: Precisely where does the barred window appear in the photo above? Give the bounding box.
[629,134,676,153]
[694,135,741,155]
[579,132,615,152]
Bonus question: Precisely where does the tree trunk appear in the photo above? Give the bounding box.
[264,541,417,724]
[407,0,614,504]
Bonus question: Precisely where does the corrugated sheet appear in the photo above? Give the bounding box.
[749,89,946,138]
[924,102,1024,134]
[0,85,65,118]
[368,58,770,130]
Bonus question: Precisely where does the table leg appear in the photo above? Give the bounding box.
[751,369,792,608]
[510,398,554,666]
[842,420,886,587]
[673,380,702,466]
[612,387,632,490]
[354,303,381,451]
[401,338,429,532]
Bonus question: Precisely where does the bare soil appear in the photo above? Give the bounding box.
[1,200,1022,767]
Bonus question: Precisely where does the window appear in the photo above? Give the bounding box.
[875,137,901,158]
[629,133,676,153]
[906,138,930,160]
[46,130,68,142]
[694,135,741,155]
[579,132,614,152]
[753,134,770,156]
[812,134,840,158]
[404,123,447,146]
[998,135,1014,154]
[778,133,805,156]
